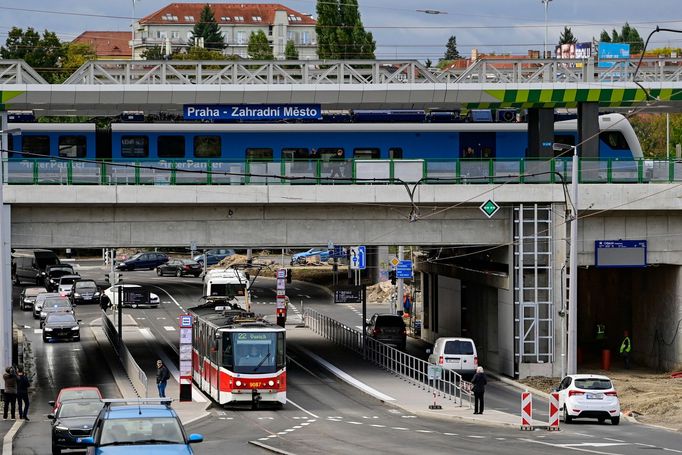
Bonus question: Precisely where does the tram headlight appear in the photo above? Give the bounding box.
[268,380,275,387]
[235,380,242,387]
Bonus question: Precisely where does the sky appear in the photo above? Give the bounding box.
[0,0,681,60]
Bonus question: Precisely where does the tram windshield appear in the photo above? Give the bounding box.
[223,331,285,374]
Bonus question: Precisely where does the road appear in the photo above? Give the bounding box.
[11,259,682,455]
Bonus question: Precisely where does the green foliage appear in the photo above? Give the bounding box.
[173,46,233,61]
[649,47,682,57]
[285,40,299,60]
[191,4,225,50]
[630,113,682,158]
[141,45,165,60]
[599,23,643,53]
[315,0,375,59]
[559,26,578,45]
[424,59,432,68]
[0,26,65,83]
[442,35,461,61]
[247,30,273,60]
[600,30,611,43]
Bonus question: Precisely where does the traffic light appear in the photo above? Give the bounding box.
[389,270,396,285]
[286,269,292,284]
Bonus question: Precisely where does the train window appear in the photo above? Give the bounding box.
[276,332,285,369]
[282,148,309,160]
[58,135,87,158]
[318,148,344,161]
[600,131,629,150]
[353,148,380,159]
[554,134,576,147]
[194,136,221,158]
[121,136,149,158]
[245,148,273,161]
[22,135,50,157]
[157,136,185,158]
[389,147,403,159]
[222,333,233,368]
[460,132,495,159]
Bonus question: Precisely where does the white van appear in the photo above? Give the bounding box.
[203,268,249,307]
[427,337,478,377]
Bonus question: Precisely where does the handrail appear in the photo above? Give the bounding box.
[303,307,472,407]
[3,157,675,185]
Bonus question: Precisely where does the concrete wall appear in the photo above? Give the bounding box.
[436,276,461,336]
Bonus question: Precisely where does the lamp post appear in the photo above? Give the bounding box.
[542,0,552,59]
[567,145,579,374]
[131,0,139,59]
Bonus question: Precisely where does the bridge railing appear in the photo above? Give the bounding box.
[4,157,679,185]
[303,307,471,407]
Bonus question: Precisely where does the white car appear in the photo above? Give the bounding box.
[556,374,621,425]
[57,275,81,296]
[103,284,160,309]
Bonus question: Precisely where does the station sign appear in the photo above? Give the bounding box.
[595,240,647,268]
[183,104,322,121]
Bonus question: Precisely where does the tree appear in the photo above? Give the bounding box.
[141,45,165,60]
[1,27,64,83]
[191,4,225,50]
[559,26,577,45]
[599,30,611,43]
[247,30,273,60]
[285,40,299,60]
[172,46,234,61]
[315,0,374,59]
[316,0,341,59]
[424,59,432,68]
[442,35,461,61]
[598,23,644,54]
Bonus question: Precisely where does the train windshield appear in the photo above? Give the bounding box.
[223,331,285,374]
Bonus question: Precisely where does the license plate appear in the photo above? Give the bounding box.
[446,359,459,363]
[586,393,603,399]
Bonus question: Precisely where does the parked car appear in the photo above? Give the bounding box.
[194,249,235,267]
[427,337,478,377]
[102,284,160,309]
[69,280,100,306]
[291,248,330,265]
[57,275,81,296]
[19,287,44,311]
[45,264,76,292]
[43,312,81,342]
[33,292,62,319]
[49,399,103,455]
[116,252,169,271]
[50,387,103,413]
[12,249,60,285]
[157,259,203,277]
[366,313,406,350]
[556,374,621,425]
[78,399,203,453]
[40,297,74,328]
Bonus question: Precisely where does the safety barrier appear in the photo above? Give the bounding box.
[520,391,562,431]
[101,311,148,398]
[548,392,560,430]
[303,307,472,407]
[3,157,679,185]
[521,391,533,430]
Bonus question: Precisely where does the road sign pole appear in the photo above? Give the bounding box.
[117,285,123,344]
[362,285,367,359]
[396,246,404,316]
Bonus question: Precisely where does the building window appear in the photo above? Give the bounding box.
[157,136,185,158]
[237,31,246,44]
[252,16,262,21]
[121,136,149,158]
[301,32,310,45]
[58,135,87,158]
[22,135,50,156]
[171,31,179,39]
[235,16,244,21]
[194,136,221,158]
[246,148,273,161]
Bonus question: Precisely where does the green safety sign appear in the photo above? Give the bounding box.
[480,199,500,218]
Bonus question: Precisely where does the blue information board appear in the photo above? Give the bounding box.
[595,240,647,268]
[598,43,630,68]
[183,104,322,121]
[396,260,413,279]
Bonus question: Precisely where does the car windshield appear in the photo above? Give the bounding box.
[574,378,613,390]
[49,269,72,278]
[36,293,60,304]
[45,299,70,308]
[181,260,198,265]
[60,389,100,401]
[35,252,59,269]
[209,283,246,297]
[444,340,474,355]
[60,277,78,285]
[75,282,97,291]
[375,316,405,327]
[59,401,102,418]
[129,253,143,260]
[99,417,185,445]
[47,314,76,324]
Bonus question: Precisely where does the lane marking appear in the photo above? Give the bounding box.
[370,424,386,428]
[603,438,625,443]
[33,329,42,334]
[521,438,627,455]
[391,427,409,431]
[286,398,319,419]
[663,449,682,453]
[444,433,458,436]
[146,284,185,311]
[163,326,176,331]
[416,430,434,433]
[468,435,485,439]
[347,421,362,425]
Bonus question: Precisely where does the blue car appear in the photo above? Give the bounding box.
[79,399,203,454]
[291,248,330,265]
[193,248,235,267]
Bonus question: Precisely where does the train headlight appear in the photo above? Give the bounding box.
[235,380,242,387]
[268,380,275,387]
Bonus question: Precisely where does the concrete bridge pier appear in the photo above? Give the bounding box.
[527,108,555,158]
[578,102,600,158]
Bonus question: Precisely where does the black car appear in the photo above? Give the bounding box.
[43,313,80,342]
[116,252,169,271]
[366,313,407,351]
[45,264,76,292]
[156,259,202,277]
[69,280,100,305]
[49,399,103,455]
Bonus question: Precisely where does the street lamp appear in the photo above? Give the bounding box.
[131,0,140,59]
[542,0,552,59]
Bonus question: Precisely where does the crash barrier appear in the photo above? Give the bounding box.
[102,311,148,398]
[520,391,561,431]
[548,392,560,430]
[303,307,472,407]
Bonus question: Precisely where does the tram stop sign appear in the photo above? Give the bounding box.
[480,199,500,218]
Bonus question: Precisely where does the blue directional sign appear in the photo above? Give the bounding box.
[396,260,413,279]
[183,104,322,121]
[329,245,346,259]
[350,246,366,270]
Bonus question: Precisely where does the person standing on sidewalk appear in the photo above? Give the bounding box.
[3,367,17,420]
[156,360,170,398]
[16,367,30,421]
[471,366,487,415]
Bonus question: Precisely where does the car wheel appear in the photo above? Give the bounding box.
[176,270,182,277]
[563,406,573,424]
[611,416,620,425]
[156,268,162,276]
[42,336,47,342]
[52,444,61,455]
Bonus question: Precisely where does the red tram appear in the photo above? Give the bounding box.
[189,301,286,406]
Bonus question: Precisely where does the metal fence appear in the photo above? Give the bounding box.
[102,311,148,398]
[303,307,472,407]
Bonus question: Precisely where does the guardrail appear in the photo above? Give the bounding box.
[303,307,472,407]
[4,157,678,185]
[102,311,148,398]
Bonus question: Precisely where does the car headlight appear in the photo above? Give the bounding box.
[73,293,81,298]
[41,272,46,276]
[44,327,53,331]
[55,424,68,431]
[94,292,100,297]
[40,312,46,318]
[71,326,80,331]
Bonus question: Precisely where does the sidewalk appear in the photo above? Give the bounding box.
[287,327,548,428]
[91,315,210,425]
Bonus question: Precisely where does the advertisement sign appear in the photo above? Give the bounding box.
[555,42,592,60]
[184,104,322,121]
[598,42,630,68]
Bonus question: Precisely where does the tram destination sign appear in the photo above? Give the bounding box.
[334,286,365,304]
[183,104,322,121]
[595,240,647,268]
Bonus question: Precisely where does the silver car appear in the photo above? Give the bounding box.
[40,297,74,328]
[33,292,61,319]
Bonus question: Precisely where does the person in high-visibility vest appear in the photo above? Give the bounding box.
[619,330,632,369]
[596,323,607,350]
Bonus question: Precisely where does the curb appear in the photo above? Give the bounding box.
[2,420,24,455]
[248,440,298,455]
[485,370,552,400]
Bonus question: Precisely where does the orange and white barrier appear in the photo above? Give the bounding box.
[548,392,560,430]
[521,391,533,430]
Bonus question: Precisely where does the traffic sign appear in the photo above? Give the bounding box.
[480,199,500,218]
[277,268,287,279]
[389,257,400,268]
[350,246,366,270]
[179,314,193,328]
[328,245,346,259]
[396,260,413,279]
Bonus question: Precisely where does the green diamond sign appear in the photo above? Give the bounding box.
[480,199,500,218]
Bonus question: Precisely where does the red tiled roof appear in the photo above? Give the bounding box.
[140,3,316,26]
[72,31,131,58]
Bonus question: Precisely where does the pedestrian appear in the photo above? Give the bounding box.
[156,360,170,398]
[620,330,632,369]
[330,149,344,179]
[16,367,30,421]
[3,367,16,420]
[471,366,487,415]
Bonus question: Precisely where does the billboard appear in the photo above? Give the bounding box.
[598,42,630,68]
[555,42,592,60]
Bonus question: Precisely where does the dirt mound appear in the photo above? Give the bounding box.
[367,282,395,304]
